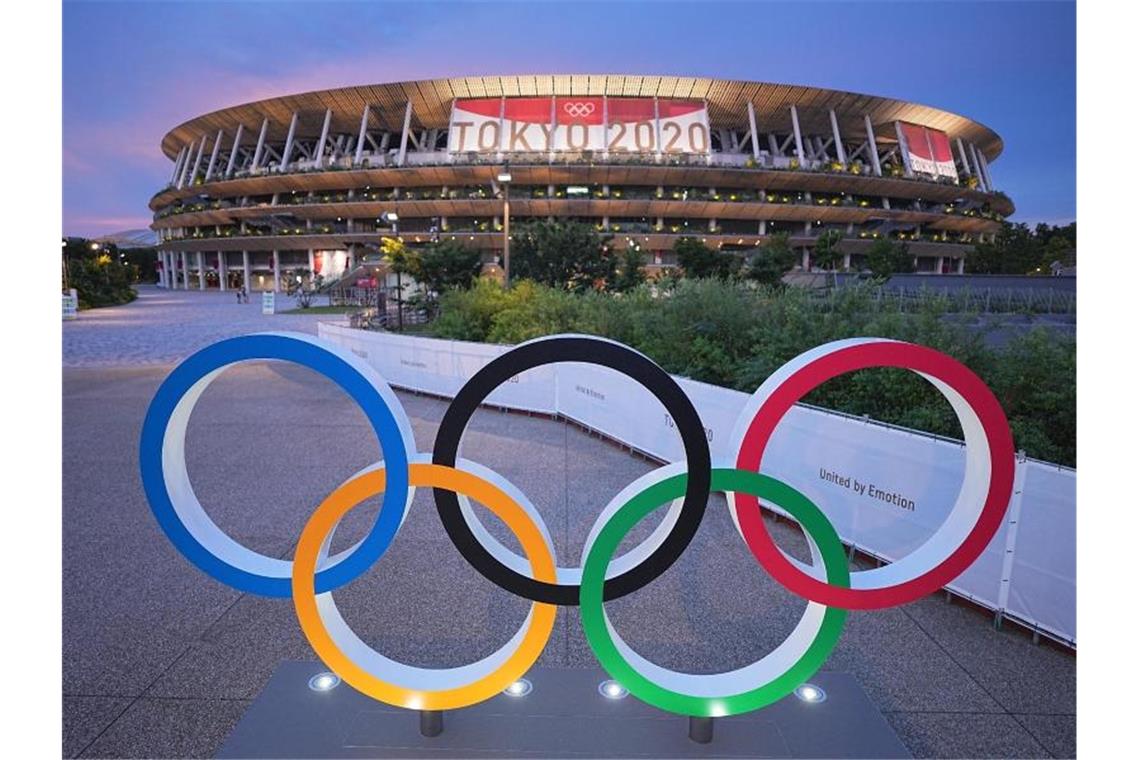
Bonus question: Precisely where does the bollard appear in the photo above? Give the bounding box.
[419,710,443,737]
[688,716,714,744]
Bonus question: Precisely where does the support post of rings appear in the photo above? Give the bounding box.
[688,716,714,744]
[419,710,443,737]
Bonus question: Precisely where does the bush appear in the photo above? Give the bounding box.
[742,233,796,286]
[67,254,138,309]
[429,279,1075,465]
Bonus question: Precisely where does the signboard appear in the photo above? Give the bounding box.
[62,289,78,320]
[898,121,958,180]
[261,291,275,315]
[448,96,710,155]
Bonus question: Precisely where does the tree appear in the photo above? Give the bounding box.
[62,238,138,308]
[968,222,1045,274]
[674,237,739,279]
[610,247,646,292]
[286,268,324,308]
[511,220,616,292]
[380,236,417,330]
[865,238,914,281]
[811,230,845,271]
[742,233,796,286]
[407,239,483,299]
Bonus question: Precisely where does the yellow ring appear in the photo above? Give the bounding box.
[292,462,557,710]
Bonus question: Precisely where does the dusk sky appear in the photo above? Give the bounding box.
[63,0,1075,238]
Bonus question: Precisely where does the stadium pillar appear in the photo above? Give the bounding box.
[398,101,413,166]
[894,121,914,177]
[308,249,315,275]
[957,257,965,275]
[968,143,985,189]
[864,114,882,176]
[226,123,244,178]
[956,138,972,182]
[272,251,281,292]
[242,251,251,292]
[790,105,806,165]
[197,252,206,290]
[177,137,197,189]
[252,117,270,170]
[205,129,223,181]
[977,150,995,192]
[355,104,370,166]
[801,248,810,271]
[170,145,188,186]
[829,109,847,167]
[218,252,227,291]
[280,111,299,172]
[315,109,332,168]
[747,102,761,160]
[181,252,190,289]
[188,137,207,186]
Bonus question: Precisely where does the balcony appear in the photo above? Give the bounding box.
[159,149,1001,206]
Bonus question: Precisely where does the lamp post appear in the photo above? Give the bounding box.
[497,168,512,286]
[381,211,402,330]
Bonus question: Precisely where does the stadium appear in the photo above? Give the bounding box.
[148,74,1011,292]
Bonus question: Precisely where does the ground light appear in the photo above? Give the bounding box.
[794,683,826,703]
[598,679,629,700]
[503,678,532,697]
[308,672,341,692]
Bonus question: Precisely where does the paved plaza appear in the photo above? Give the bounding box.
[63,287,1075,758]
[63,286,328,367]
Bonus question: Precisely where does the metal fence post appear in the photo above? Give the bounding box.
[995,450,1028,631]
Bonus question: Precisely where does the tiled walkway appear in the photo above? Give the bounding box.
[63,285,328,367]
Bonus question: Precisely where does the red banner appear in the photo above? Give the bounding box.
[449,96,709,154]
[899,121,958,180]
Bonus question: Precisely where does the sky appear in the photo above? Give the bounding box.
[62,0,1076,237]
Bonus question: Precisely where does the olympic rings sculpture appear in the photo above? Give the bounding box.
[139,332,1014,717]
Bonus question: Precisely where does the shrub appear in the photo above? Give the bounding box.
[428,279,1075,465]
[66,254,137,309]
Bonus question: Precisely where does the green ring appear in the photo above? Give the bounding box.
[579,467,850,717]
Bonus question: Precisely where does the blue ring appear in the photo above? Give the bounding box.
[139,334,411,597]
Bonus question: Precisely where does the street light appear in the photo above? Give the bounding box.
[382,211,399,235]
[497,168,512,286]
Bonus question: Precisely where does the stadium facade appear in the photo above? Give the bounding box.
[149,75,1011,291]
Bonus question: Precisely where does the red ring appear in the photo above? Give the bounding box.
[733,341,1015,610]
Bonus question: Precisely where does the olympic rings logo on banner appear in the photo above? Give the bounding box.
[139,332,1015,717]
[562,101,596,118]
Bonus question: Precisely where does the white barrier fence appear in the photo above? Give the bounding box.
[319,323,1076,646]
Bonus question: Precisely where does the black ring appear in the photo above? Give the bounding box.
[432,335,712,605]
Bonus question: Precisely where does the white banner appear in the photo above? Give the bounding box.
[1004,461,1076,641]
[318,324,1075,644]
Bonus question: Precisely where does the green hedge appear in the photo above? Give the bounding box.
[431,279,1075,466]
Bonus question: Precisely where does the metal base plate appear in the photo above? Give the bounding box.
[217,662,910,758]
